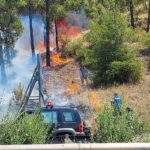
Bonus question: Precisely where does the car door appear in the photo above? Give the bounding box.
[60,110,80,131]
[41,110,59,128]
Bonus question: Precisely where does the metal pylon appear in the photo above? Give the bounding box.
[19,54,44,113]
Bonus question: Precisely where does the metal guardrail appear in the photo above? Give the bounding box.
[0,143,150,150]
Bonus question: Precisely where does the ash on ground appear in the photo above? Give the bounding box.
[43,59,94,120]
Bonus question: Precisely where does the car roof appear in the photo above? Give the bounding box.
[41,107,78,111]
[25,107,78,113]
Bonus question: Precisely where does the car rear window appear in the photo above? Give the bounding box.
[62,111,77,122]
[41,111,58,124]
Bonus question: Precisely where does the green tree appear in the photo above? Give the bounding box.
[31,0,83,65]
[51,0,83,53]
[0,0,23,84]
[77,2,142,85]
[18,0,43,59]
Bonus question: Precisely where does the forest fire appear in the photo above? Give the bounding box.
[40,17,81,67]
[51,52,72,66]
[40,18,81,51]
[57,18,80,37]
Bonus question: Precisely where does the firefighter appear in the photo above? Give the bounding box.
[111,92,122,115]
[79,65,88,85]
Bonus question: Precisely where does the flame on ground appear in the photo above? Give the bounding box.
[89,91,103,112]
[64,81,81,97]
[51,52,72,66]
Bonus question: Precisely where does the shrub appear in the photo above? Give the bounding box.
[83,4,142,85]
[124,28,140,42]
[141,33,150,48]
[94,106,149,143]
[105,61,142,84]
[0,113,49,144]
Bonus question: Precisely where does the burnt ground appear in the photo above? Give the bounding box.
[42,53,150,127]
[42,59,96,122]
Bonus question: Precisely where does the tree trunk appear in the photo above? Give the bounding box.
[0,44,7,84]
[45,0,50,66]
[55,20,59,53]
[5,37,11,65]
[129,0,135,29]
[28,0,35,59]
[147,0,150,32]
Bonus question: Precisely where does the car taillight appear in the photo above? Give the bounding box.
[77,122,84,133]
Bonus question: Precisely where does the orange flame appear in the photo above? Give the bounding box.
[57,18,80,45]
[89,91,103,112]
[51,52,72,66]
[40,40,45,51]
[68,27,80,37]
[64,81,80,97]
[40,18,81,51]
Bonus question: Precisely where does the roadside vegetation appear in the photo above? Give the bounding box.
[94,105,149,143]
[0,112,49,144]
[0,104,149,144]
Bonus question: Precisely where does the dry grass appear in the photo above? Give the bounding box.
[43,48,150,125]
[96,73,150,123]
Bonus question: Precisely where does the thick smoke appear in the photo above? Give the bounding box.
[0,16,41,118]
[66,8,89,30]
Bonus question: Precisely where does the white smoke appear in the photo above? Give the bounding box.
[66,8,89,30]
[0,11,89,116]
[0,15,43,118]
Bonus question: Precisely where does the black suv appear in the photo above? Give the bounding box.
[26,103,91,141]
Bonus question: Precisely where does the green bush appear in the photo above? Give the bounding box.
[124,28,140,42]
[141,33,150,48]
[105,61,142,84]
[94,106,149,143]
[81,4,142,85]
[0,113,49,144]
